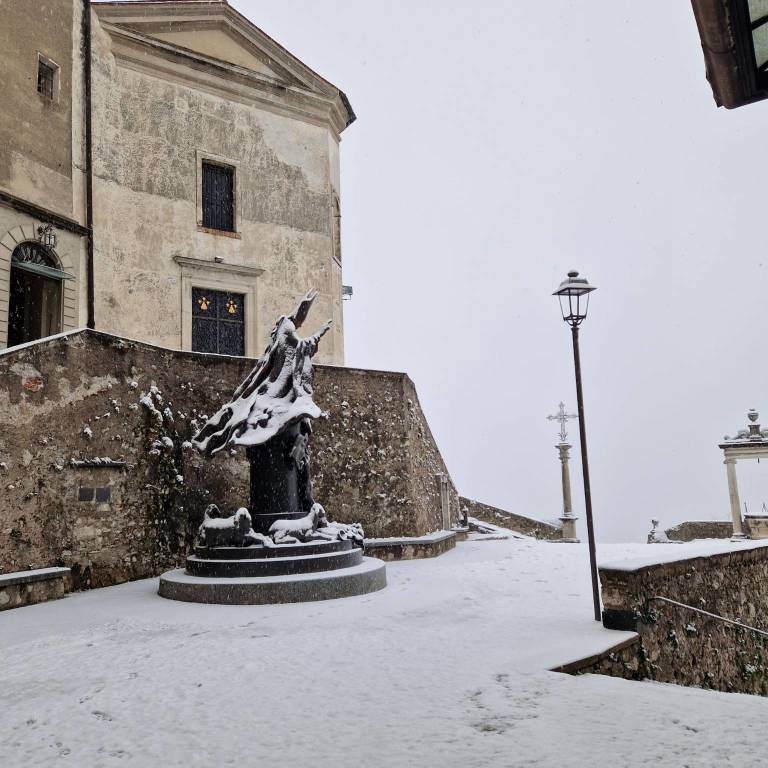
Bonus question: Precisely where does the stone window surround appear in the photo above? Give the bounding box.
[196,150,241,238]
[0,222,78,350]
[36,52,61,104]
[175,255,264,358]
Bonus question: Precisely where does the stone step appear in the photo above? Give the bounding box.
[194,539,352,560]
[0,567,71,611]
[186,547,363,578]
[159,557,387,605]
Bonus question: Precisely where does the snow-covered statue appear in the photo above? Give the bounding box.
[647,519,670,544]
[198,505,273,548]
[192,289,363,546]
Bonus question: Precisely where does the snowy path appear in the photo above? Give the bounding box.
[2,537,767,767]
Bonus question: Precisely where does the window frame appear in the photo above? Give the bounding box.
[196,151,240,237]
[36,52,60,103]
[191,287,246,356]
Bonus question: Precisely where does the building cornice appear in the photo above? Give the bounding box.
[0,191,89,237]
[101,22,351,136]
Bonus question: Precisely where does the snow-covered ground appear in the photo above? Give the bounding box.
[2,536,768,767]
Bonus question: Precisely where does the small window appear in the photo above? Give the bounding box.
[37,56,57,100]
[202,161,235,232]
[192,288,244,356]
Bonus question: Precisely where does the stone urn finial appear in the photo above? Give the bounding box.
[749,409,759,423]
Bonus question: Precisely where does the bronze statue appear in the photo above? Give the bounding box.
[193,290,362,544]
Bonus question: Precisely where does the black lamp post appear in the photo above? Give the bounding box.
[553,270,601,622]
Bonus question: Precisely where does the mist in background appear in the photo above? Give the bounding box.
[234,0,768,542]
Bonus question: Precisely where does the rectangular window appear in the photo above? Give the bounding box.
[37,57,57,100]
[201,162,235,232]
[192,288,245,356]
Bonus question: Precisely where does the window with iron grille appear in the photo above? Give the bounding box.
[201,162,235,232]
[192,287,244,356]
[37,57,56,100]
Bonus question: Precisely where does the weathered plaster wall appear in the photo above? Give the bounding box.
[0,0,79,217]
[90,17,344,362]
[460,496,562,540]
[597,546,768,695]
[0,0,87,350]
[0,331,456,588]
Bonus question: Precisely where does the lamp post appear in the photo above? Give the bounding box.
[553,270,601,622]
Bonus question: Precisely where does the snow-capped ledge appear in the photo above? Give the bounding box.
[599,538,768,573]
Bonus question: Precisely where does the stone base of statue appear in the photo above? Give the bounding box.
[159,539,386,605]
[159,507,386,605]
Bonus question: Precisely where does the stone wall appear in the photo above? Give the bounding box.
[460,496,561,540]
[364,531,457,562]
[0,330,458,588]
[597,545,768,695]
[665,521,733,542]
[0,567,71,612]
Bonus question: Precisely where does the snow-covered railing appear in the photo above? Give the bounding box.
[650,596,768,639]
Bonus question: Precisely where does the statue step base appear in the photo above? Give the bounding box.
[194,539,353,560]
[186,547,363,578]
[158,557,386,605]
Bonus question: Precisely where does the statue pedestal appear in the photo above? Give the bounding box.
[246,424,306,534]
[159,539,386,605]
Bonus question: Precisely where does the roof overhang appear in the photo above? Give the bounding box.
[690,0,768,109]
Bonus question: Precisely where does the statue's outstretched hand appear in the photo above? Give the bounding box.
[317,319,333,338]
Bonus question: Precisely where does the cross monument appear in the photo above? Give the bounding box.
[547,402,579,542]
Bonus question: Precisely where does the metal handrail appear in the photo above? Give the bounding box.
[650,596,768,638]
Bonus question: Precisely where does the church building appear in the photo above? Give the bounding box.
[0,0,353,364]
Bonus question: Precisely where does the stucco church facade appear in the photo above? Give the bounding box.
[0,0,353,364]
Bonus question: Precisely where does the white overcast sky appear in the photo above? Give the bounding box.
[232,0,768,542]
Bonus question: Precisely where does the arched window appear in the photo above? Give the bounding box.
[8,241,71,347]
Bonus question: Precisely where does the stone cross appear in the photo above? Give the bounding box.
[546,402,579,542]
[547,401,578,444]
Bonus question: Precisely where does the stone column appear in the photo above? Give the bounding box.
[725,457,746,539]
[558,442,579,542]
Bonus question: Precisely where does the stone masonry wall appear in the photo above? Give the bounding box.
[597,545,768,695]
[460,497,562,540]
[0,330,457,588]
[665,521,733,542]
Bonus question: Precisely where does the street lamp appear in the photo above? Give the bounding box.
[553,270,601,622]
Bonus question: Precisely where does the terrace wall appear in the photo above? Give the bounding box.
[0,330,459,588]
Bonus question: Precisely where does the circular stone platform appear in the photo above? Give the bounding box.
[158,556,386,605]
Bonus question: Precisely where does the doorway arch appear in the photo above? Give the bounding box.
[7,241,70,347]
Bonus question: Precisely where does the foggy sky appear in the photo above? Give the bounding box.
[234,0,768,542]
